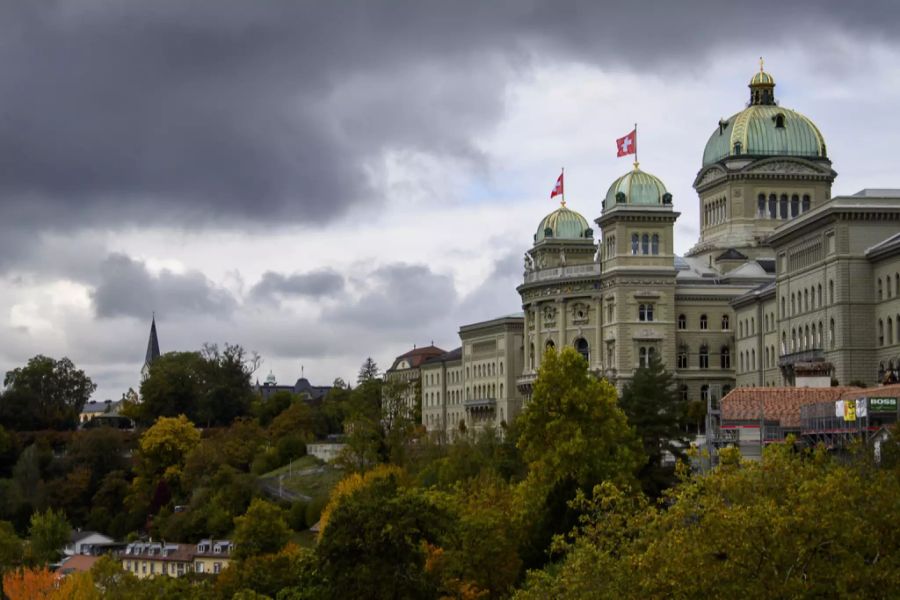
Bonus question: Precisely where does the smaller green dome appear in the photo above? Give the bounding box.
[750,70,775,86]
[534,204,592,242]
[604,167,670,209]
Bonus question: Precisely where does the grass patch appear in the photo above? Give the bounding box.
[260,456,345,503]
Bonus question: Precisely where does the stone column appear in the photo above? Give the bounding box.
[558,299,567,347]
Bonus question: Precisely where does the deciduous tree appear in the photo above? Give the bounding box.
[27,508,70,566]
[232,498,291,559]
[0,356,96,430]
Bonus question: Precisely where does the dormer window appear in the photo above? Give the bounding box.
[774,113,785,128]
[733,141,742,155]
[718,119,728,135]
[544,227,553,238]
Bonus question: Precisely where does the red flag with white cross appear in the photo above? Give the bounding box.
[550,171,564,200]
[617,128,636,157]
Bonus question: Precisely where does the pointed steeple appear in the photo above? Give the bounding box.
[142,315,160,379]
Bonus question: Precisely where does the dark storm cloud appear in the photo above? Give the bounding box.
[249,269,345,304]
[91,253,236,319]
[1,0,898,243]
[331,263,457,329]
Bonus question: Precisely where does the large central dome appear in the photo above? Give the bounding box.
[702,67,827,167]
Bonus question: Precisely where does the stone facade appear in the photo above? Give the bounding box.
[405,66,900,435]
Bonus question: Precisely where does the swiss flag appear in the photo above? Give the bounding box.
[617,129,637,157]
[550,172,564,199]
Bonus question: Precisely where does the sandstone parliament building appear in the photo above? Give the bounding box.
[386,65,900,436]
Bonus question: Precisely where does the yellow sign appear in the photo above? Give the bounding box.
[844,399,856,422]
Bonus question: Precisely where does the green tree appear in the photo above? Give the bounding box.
[515,347,644,569]
[138,352,206,424]
[27,508,70,566]
[196,343,258,427]
[515,443,900,599]
[517,347,643,490]
[317,470,449,600]
[0,521,23,572]
[232,499,291,559]
[357,357,380,384]
[619,353,689,496]
[1,356,96,430]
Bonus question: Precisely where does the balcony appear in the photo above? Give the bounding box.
[523,263,601,284]
[778,349,825,368]
[465,397,496,411]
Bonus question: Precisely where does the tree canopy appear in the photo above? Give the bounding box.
[619,353,690,496]
[0,356,96,430]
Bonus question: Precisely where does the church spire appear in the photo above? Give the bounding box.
[142,314,160,378]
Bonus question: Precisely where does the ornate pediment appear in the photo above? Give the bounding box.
[697,168,726,186]
[744,160,820,175]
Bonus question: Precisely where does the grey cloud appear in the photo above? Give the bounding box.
[91,253,237,319]
[1,1,898,245]
[330,263,457,330]
[249,269,345,304]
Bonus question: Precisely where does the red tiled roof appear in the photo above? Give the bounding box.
[57,555,99,576]
[721,387,856,428]
[391,345,446,369]
[722,384,900,428]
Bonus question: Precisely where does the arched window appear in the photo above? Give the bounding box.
[631,234,639,255]
[818,321,823,347]
[889,318,894,345]
[817,284,822,308]
[878,278,883,300]
[721,346,731,369]
[740,321,744,338]
[758,193,766,217]
[781,296,786,317]
[896,273,900,296]
[791,328,797,351]
[529,344,535,369]
[750,317,755,334]
[775,114,785,128]
[677,345,688,369]
[639,347,648,368]
[545,339,555,351]
[781,331,787,354]
[879,319,885,346]
[499,383,504,398]
[804,289,809,312]
[829,280,835,304]
[575,338,589,362]
[680,385,689,401]
[791,293,796,315]
[700,314,708,330]
[700,385,710,403]
[751,349,756,369]
[790,194,799,217]
[722,314,730,330]
[651,234,660,255]
[830,318,836,348]
[779,194,788,218]
[678,314,686,330]
[740,351,745,372]
[638,304,646,321]
[699,345,709,369]
[646,304,654,322]
[802,194,811,212]
[641,234,649,255]
[768,193,777,219]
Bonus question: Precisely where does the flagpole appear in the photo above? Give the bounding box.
[561,167,565,206]
[634,122,638,170]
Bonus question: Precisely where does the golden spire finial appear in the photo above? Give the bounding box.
[633,160,640,171]
[759,56,764,73]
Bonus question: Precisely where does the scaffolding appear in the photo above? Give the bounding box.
[800,400,897,449]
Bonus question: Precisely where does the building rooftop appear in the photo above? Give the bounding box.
[722,384,900,428]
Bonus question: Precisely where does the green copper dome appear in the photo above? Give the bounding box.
[702,67,826,166]
[604,167,670,209]
[534,204,592,242]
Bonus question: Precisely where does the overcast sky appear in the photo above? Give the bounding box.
[2,1,900,400]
